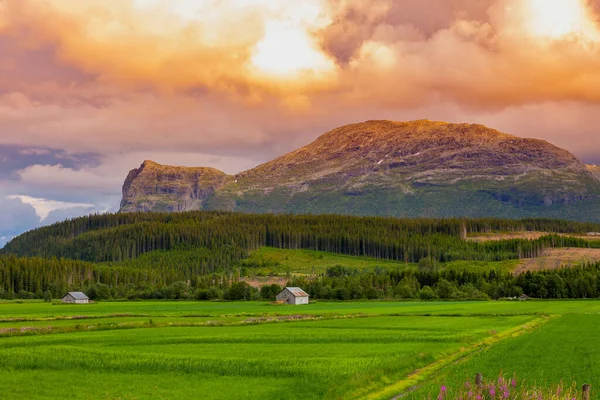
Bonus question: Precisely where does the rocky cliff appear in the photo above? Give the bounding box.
[120,120,600,220]
[120,160,230,212]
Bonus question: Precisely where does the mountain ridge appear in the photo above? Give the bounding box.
[120,120,600,221]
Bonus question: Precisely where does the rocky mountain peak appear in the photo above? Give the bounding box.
[120,120,600,220]
[120,160,230,212]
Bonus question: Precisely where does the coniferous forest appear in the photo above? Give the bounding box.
[1,211,600,301]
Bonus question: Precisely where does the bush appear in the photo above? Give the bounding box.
[435,279,458,299]
[418,286,437,300]
[334,287,349,301]
[260,284,282,300]
[225,282,258,301]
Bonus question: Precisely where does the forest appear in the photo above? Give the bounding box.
[1,211,600,300]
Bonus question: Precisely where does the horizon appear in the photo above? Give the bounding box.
[2,0,600,243]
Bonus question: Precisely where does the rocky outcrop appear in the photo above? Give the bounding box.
[120,160,230,212]
[120,120,600,220]
[588,165,600,180]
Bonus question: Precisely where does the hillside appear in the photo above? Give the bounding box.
[588,165,600,180]
[5,212,600,261]
[121,120,600,221]
[3,213,600,300]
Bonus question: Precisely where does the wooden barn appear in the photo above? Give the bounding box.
[276,287,309,305]
[61,292,90,304]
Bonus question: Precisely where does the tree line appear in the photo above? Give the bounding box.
[4,212,600,264]
[2,212,600,300]
[2,253,600,301]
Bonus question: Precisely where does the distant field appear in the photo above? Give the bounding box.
[467,231,600,242]
[1,301,600,399]
[466,233,600,273]
[515,247,600,274]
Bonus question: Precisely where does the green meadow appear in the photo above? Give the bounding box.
[0,300,599,399]
[241,247,519,276]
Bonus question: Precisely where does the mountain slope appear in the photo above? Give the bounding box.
[588,165,600,180]
[120,120,600,221]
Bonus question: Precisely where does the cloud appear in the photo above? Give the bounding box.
[0,0,598,159]
[17,164,122,195]
[1,0,599,107]
[7,195,94,221]
[0,196,41,247]
[0,144,99,180]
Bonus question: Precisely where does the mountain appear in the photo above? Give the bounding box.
[589,165,600,180]
[120,120,600,221]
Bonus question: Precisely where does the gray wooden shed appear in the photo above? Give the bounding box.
[61,292,90,304]
[276,287,309,305]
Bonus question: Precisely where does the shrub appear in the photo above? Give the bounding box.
[418,286,437,300]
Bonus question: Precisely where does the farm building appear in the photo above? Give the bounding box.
[61,292,90,304]
[276,287,309,305]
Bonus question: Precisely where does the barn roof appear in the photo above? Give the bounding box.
[285,287,309,297]
[64,292,89,300]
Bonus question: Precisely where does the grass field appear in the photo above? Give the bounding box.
[1,300,599,399]
[243,247,519,276]
[410,314,600,399]
[243,247,409,275]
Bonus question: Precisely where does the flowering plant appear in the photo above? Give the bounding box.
[431,374,582,400]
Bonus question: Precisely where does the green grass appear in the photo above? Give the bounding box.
[443,259,519,273]
[243,247,518,276]
[244,247,409,275]
[0,312,531,400]
[410,314,600,399]
[4,300,600,320]
[1,301,599,399]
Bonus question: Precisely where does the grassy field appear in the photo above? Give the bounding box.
[1,300,599,399]
[243,247,409,275]
[243,247,518,276]
[410,314,600,399]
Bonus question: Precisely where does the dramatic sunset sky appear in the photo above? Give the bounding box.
[1,0,600,244]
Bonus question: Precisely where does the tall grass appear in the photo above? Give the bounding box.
[0,311,531,400]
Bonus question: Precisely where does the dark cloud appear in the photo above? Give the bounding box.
[0,197,40,247]
[0,145,100,180]
[43,206,102,226]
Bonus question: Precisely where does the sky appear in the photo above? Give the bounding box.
[1,0,600,245]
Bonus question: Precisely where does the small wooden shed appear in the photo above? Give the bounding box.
[61,292,90,304]
[276,287,309,305]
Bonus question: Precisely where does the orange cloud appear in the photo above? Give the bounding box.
[1,0,600,109]
[0,0,600,164]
